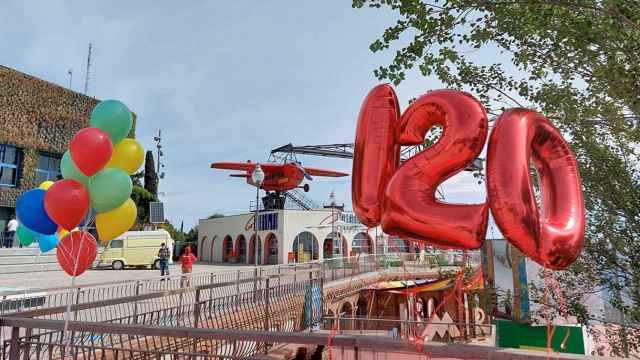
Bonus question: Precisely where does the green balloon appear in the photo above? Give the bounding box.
[90,100,133,144]
[60,151,89,187]
[16,226,36,247]
[89,168,133,213]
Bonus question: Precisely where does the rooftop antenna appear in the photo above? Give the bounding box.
[84,43,92,95]
[67,69,73,89]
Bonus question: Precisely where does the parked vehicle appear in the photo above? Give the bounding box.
[97,230,174,270]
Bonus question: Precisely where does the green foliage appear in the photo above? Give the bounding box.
[354,0,640,354]
[144,150,158,197]
[130,185,157,229]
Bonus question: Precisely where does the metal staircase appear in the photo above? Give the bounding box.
[284,189,320,210]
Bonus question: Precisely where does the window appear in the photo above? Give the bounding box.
[110,240,123,248]
[35,154,61,185]
[0,145,22,187]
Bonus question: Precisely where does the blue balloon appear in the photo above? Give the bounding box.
[16,189,57,235]
[38,234,59,252]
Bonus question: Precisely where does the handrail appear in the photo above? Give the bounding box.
[0,317,596,359]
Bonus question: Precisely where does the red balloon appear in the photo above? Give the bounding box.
[56,231,97,276]
[352,84,401,227]
[381,90,489,249]
[70,128,113,176]
[44,179,89,230]
[486,109,585,270]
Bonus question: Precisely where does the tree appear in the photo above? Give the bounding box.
[353,0,639,355]
[144,150,158,197]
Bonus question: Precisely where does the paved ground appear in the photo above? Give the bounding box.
[0,263,257,291]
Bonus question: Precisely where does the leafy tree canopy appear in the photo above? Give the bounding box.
[353,0,639,354]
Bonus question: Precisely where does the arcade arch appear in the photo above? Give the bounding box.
[248,234,262,265]
[352,232,373,255]
[292,231,319,262]
[264,233,278,265]
[236,235,247,264]
[323,232,347,259]
[222,235,233,263]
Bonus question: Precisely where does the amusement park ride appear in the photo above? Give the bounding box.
[212,140,484,211]
[211,160,347,210]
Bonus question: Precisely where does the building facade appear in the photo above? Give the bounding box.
[0,65,101,231]
[197,209,418,265]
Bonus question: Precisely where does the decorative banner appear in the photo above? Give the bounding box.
[70,127,113,176]
[56,231,97,276]
[486,109,585,270]
[88,168,133,213]
[16,189,58,235]
[96,198,137,242]
[90,100,133,145]
[44,179,90,230]
[107,138,144,175]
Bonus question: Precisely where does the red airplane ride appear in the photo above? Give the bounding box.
[211,161,348,193]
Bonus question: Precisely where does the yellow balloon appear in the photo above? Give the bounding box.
[39,181,54,190]
[57,227,79,239]
[106,139,144,175]
[96,198,137,241]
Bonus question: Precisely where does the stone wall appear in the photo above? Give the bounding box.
[0,65,97,209]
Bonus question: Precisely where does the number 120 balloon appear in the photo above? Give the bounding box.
[352,85,585,270]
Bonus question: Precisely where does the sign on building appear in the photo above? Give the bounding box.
[149,202,165,224]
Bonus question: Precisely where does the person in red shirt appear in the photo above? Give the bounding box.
[180,245,196,273]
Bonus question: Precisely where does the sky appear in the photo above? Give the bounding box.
[0,1,499,234]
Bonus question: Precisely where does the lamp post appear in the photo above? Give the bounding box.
[252,164,265,266]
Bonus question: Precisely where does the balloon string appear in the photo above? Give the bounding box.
[61,214,94,357]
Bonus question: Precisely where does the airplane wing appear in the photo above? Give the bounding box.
[211,162,280,172]
[303,167,349,177]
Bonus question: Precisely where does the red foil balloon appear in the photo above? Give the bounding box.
[70,128,113,176]
[44,179,90,230]
[56,231,97,276]
[381,90,489,249]
[352,84,401,227]
[486,109,585,270]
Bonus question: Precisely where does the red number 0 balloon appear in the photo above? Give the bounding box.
[487,109,585,270]
[352,86,585,269]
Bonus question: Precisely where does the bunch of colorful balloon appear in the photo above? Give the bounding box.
[15,100,143,277]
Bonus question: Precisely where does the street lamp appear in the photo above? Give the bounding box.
[252,164,265,266]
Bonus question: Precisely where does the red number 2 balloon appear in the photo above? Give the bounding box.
[352,86,585,270]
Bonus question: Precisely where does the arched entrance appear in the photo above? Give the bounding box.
[264,233,278,265]
[200,236,209,261]
[323,232,347,259]
[248,234,262,265]
[356,295,368,318]
[236,235,247,264]
[387,236,409,253]
[292,231,319,262]
[339,302,353,330]
[352,232,373,255]
[222,235,233,262]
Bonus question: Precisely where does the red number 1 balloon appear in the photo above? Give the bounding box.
[352,86,585,269]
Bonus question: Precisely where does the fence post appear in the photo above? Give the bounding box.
[133,281,141,324]
[253,267,258,301]
[236,269,241,302]
[264,277,271,354]
[209,273,215,312]
[194,288,202,328]
[8,326,20,360]
[277,266,281,287]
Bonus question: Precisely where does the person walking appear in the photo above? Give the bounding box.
[5,215,18,248]
[180,245,197,286]
[157,243,170,280]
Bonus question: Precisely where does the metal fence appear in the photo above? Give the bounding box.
[0,251,481,359]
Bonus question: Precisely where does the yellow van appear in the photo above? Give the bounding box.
[98,230,174,270]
